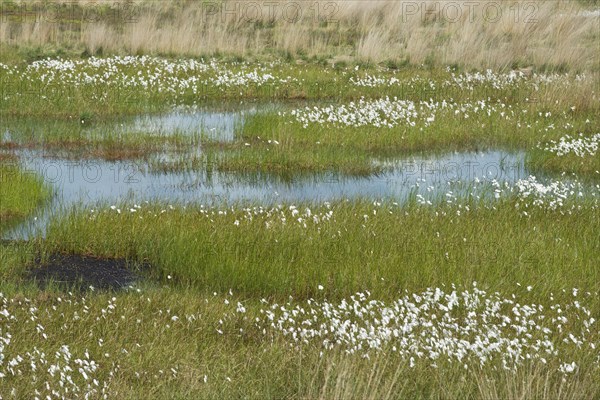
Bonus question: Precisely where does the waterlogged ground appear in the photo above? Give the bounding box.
[0,56,599,399]
[5,147,534,239]
[3,103,597,239]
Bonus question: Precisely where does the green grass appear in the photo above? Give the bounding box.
[0,241,37,282]
[38,200,599,299]
[0,61,420,117]
[528,148,600,177]
[1,57,596,119]
[0,161,48,281]
[198,139,382,177]
[0,285,597,399]
[0,162,48,231]
[1,53,598,398]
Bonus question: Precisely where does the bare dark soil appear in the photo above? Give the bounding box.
[28,253,144,291]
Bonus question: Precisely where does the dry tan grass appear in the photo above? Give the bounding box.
[1,0,598,70]
[304,353,406,400]
[475,364,600,400]
[303,354,600,400]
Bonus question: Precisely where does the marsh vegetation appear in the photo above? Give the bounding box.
[1,1,599,398]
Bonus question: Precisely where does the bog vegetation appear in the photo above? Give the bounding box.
[0,1,599,399]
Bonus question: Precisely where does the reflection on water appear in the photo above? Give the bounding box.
[124,103,279,140]
[130,110,239,139]
[0,102,281,143]
[5,149,529,239]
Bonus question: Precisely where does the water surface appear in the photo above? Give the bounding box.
[5,149,529,239]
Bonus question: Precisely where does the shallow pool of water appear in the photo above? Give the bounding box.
[5,149,529,239]
[122,103,281,140]
[1,102,282,144]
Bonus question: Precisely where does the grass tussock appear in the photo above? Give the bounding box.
[528,148,600,177]
[0,1,598,71]
[0,162,48,231]
[40,201,600,299]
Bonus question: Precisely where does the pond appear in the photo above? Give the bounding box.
[5,148,528,239]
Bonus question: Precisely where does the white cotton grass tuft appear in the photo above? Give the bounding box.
[257,284,599,374]
[543,133,600,158]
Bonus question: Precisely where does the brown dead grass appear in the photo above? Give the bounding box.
[1,1,598,70]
